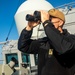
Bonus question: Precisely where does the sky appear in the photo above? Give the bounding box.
[0,0,75,62]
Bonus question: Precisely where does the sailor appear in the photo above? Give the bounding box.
[18,9,75,75]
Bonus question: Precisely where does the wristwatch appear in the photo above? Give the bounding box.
[43,20,50,27]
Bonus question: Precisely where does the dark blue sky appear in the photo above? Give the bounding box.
[0,0,25,42]
[0,0,75,61]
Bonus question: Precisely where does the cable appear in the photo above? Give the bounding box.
[6,20,14,41]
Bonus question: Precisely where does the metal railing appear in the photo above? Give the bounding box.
[64,22,75,27]
[55,2,75,9]
[0,60,3,64]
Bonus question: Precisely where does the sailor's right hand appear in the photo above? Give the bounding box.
[26,21,40,31]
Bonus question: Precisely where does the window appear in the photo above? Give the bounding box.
[6,53,19,67]
[22,53,30,63]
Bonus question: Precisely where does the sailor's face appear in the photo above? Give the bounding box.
[51,17,61,29]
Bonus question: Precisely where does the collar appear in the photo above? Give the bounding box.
[62,29,70,36]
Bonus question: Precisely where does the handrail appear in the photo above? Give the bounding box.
[64,22,75,27]
[55,2,75,9]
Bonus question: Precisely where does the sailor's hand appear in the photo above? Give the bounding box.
[26,21,40,31]
[40,10,50,23]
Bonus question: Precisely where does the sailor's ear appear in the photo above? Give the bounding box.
[59,20,64,27]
